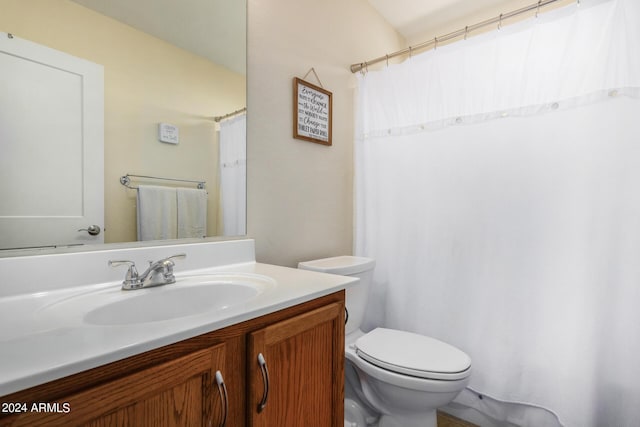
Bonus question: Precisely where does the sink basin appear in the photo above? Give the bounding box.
[86,279,262,325]
[39,273,275,325]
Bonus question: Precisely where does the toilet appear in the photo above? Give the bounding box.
[298,256,471,427]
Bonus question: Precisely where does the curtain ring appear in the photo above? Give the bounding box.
[386,54,389,67]
[434,36,438,50]
[536,0,542,18]
[360,62,368,75]
[409,46,413,58]
[498,13,503,30]
[464,26,468,40]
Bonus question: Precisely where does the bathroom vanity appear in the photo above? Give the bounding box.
[0,239,353,427]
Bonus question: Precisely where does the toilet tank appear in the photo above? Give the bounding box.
[298,256,375,335]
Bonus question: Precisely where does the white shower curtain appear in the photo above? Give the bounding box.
[219,112,246,236]
[354,1,640,426]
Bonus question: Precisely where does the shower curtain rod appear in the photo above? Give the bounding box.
[350,0,573,73]
[213,107,247,122]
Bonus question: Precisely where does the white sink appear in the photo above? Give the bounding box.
[38,273,275,325]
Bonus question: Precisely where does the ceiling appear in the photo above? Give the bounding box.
[69,0,553,75]
[366,0,531,42]
[70,0,246,75]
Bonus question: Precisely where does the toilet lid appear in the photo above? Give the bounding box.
[355,328,471,381]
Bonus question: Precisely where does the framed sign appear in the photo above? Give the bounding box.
[293,77,332,146]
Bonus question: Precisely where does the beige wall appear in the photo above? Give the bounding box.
[0,0,246,243]
[247,0,404,267]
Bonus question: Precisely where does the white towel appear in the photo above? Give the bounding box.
[137,185,177,241]
[176,188,207,238]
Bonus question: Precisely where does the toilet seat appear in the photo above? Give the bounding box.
[355,328,471,381]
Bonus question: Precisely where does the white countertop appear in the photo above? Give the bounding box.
[0,260,356,397]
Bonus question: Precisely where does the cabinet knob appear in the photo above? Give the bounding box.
[257,353,270,413]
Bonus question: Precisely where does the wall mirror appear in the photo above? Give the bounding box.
[0,0,247,255]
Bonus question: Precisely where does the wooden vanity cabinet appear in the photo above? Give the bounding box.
[0,291,345,427]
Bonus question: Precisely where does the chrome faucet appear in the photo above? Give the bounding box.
[109,254,186,290]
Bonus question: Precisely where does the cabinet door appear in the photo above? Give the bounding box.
[5,344,227,427]
[247,302,344,427]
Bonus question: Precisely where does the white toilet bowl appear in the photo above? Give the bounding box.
[345,328,470,427]
[298,256,472,427]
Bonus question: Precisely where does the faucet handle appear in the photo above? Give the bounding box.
[108,260,140,288]
[149,254,186,267]
[159,253,186,269]
[159,254,186,279]
[165,253,187,262]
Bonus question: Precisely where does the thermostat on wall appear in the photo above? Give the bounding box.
[158,123,179,144]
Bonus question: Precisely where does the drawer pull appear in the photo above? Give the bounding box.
[257,353,270,413]
[214,371,228,427]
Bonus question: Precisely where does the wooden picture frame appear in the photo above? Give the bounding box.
[293,77,332,146]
